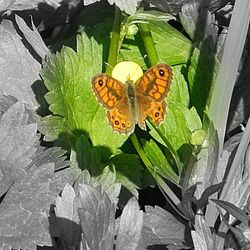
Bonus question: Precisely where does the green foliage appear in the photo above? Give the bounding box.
[3,0,245,249]
[40,33,128,152]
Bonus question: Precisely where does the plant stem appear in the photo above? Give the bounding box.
[139,23,158,66]
[106,6,122,75]
[130,134,184,212]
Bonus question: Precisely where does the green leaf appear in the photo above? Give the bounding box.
[110,154,144,198]
[40,32,128,152]
[77,184,115,249]
[116,197,143,250]
[150,20,192,65]
[143,139,179,185]
[120,19,192,67]
[149,102,202,166]
[188,44,219,117]
[73,134,104,174]
[167,66,190,107]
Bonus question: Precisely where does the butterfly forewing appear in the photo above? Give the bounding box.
[92,74,125,109]
[135,64,172,100]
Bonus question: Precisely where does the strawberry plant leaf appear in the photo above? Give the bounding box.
[78,184,115,249]
[116,197,143,250]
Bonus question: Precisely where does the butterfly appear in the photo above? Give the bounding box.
[91,64,172,134]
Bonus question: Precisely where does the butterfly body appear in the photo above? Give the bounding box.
[92,64,172,134]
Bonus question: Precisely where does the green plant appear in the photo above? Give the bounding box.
[1,0,250,249]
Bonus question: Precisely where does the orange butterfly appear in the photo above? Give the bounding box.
[92,64,172,134]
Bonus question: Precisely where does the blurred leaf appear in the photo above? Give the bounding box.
[116,197,143,250]
[33,146,70,171]
[195,182,224,209]
[2,0,61,12]
[212,199,250,224]
[55,184,81,250]
[39,32,128,152]
[83,0,140,15]
[76,167,121,206]
[143,139,179,185]
[218,122,250,225]
[179,3,218,43]
[0,102,38,197]
[77,184,115,249]
[141,206,189,248]
[227,83,250,134]
[144,0,230,15]
[0,19,41,107]
[191,212,214,250]
[15,15,49,60]
[110,154,144,198]
[0,163,72,249]
[208,0,250,154]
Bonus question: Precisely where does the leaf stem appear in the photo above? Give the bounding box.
[138,23,158,66]
[106,6,122,75]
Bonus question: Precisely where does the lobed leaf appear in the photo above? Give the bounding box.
[78,184,115,249]
[0,19,41,107]
[141,206,189,248]
[40,32,128,152]
[116,197,143,250]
